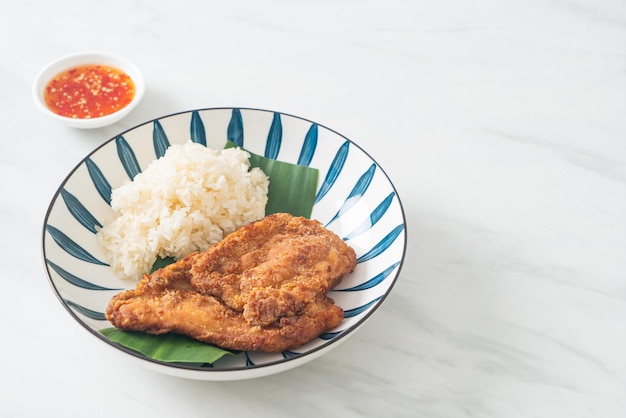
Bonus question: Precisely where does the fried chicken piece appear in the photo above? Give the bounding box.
[105,213,357,352]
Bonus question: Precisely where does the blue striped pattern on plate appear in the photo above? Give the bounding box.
[42,107,406,379]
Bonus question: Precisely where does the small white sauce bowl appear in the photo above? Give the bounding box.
[32,52,145,129]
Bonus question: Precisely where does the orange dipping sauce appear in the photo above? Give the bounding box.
[44,65,135,119]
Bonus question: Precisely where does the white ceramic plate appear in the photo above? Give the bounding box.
[42,107,407,380]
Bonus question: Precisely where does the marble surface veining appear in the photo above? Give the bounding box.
[1,0,624,417]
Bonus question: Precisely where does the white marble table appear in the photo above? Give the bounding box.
[1,0,624,417]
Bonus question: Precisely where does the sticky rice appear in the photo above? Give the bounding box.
[97,141,269,280]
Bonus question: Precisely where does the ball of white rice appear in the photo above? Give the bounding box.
[97,141,269,281]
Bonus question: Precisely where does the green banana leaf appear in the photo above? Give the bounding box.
[100,328,237,364]
[150,256,176,273]
[100,143,319,364]
[224,140,319,218]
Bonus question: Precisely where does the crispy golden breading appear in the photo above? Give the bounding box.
[105,213,356,352]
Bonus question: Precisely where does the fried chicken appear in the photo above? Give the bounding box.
[105,213,357,352]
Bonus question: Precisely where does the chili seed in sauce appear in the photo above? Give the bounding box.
[44,65,135,119]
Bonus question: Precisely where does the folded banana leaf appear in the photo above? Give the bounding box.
[100,328,237,364]
[225,139,319,218]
